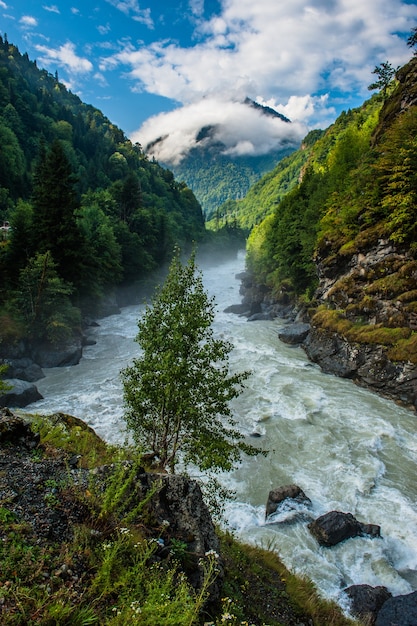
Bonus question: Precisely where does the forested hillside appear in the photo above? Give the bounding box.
[246,92,384,294]
[168,142,295,222]
[210,128,324,230]
[244,55,417,402]
[153,99,297,221]
[0,36,205,350]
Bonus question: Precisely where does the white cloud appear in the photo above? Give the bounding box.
[111,0,417,158]
[35,42,93,74]
[43,5,60,14]
[189,0,204,17]
[105,0,153,28]
[98,23,111,35]
[0,1,8,9]
[20,15,38,28]
[133,97,307,165]
[94,72,109,87]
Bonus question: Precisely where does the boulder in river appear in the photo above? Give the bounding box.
[375,590,417,626]
[308,510,380,546]
[278,323,311,345]
[2,357,45,382]
[0,379,43,408]
[266,484,311,518]
[344,584,392,625]
[32,340,82,368]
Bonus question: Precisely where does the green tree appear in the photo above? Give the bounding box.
[4,200,34,283]
[16,251,80,344]
[31,140,85,286]
[368,61,398,96]
[407,26,417,53]
[76,201,122,297]
[122,248,259,474]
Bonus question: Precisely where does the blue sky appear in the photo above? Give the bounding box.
[1,0,417,164]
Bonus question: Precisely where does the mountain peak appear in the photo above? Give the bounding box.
[243,97,291,123]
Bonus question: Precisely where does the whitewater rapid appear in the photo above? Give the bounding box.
[23,250,417,612]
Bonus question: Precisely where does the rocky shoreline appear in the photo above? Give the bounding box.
[231,270,417,412]
[264,483,417,625]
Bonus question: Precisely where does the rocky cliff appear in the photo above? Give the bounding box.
[304,237,417,409]
[240,58,417,411]
[303,59,417,410]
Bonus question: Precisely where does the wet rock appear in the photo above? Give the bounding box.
[278,323,311,345]
[247,311,274,321]
[344,584,392,625]
[223,303,250,315]
[308,510,381,547]
[0,379,43,408]
[266,484,311,518]
[2,358,45,382]
[0,410,40,448]
[304,326,417,409]
[375,590,417,626]
[32,340,83,368]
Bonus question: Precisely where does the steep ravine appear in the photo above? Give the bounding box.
[239,237,417,411]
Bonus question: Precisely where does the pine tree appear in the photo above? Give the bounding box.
[31,140,85,286]
[122,247,260,474]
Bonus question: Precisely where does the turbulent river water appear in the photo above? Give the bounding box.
[23,250,417,613]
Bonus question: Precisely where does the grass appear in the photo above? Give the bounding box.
[0,413,357,625]
[215,533,358,626]
[312,307,417,363]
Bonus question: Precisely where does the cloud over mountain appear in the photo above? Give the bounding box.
[133,97,307,165]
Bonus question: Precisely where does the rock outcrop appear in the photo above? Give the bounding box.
[344,584,392,625]
[0,378,43,408]
[278,323,310,345]
[375,590,417,626]
[308,510,380,547]
[265,484,311,518]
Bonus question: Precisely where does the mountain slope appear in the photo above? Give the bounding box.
[245,56,417,408]
[0,36,205,351]
[146,98,300,220]
[210,128,324,230]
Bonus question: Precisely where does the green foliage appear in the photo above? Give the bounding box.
[247,93,384,296]
[371,107,417,243]
[368,61,398,96]
[0,36,205,340]
[32,140,86,287]
[95,458,160,525]
[30,412,112,467]
[14,251,80,344]
[122,247,260,474]
[209,130,323,231]
[76,199,122,299]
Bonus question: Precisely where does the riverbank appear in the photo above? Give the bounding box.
[236,269,417,412]
[0,408,355,626]
[4,252,417,616]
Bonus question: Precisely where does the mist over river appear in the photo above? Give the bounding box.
[23,250,417,612]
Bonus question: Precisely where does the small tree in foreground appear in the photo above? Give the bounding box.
[122,247,260,474]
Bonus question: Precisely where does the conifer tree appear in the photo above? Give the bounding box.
[31,140,85,286]
[122,247,260,474]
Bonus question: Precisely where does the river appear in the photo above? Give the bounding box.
[23,250,417,613]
